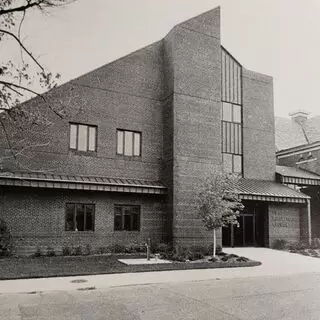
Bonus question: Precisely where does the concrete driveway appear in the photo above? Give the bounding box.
[224,247,320,276]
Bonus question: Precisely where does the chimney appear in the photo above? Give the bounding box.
[289,110,310,125]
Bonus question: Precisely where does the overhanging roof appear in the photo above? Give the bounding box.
[0,172,167,195]
[237,178,310,203]
[276,165,320,186]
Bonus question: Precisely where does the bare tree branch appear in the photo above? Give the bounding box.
[0,29,44,71]
[0,80,63,119]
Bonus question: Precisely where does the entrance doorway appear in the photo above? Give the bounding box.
[222,201,267,247]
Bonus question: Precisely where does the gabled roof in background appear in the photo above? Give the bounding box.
[0,172,167,195]
[275,115,320,152]
[276,165,320,186]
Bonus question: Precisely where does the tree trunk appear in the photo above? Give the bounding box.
[213,229,216,258]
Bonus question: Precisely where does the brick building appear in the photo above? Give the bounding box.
[276,111,320,238]
[0,7,311,255]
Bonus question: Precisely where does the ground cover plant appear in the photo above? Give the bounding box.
[272,238,320,258]
[0,242,260,280]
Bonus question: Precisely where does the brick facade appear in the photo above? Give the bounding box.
[0,7,309,255]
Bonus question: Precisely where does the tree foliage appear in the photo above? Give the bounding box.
[0,0,73,112]
[197,170,244,256]
[198,170,244,230]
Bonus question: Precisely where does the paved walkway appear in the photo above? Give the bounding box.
[1,248,319,294]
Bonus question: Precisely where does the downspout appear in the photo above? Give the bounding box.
[307,199,312,245]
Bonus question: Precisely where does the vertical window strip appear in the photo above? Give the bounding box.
[226,55,230,102]
[221,50,225,101]
[238,66,242,104]
[239,125,242,154]
[234,62,238,104]
[230,59,234,104]
[230,122,235,154]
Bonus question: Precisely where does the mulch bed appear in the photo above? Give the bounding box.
[0,254,261,280]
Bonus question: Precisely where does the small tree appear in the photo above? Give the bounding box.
[197,170,244,257]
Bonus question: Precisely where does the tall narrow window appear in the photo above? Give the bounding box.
[221,47,243,175]
[117,129,141,157]
[69,123,97,152]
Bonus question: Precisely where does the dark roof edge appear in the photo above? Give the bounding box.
[276,140,320,157]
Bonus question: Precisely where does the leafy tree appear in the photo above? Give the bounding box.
[197,170,244,257]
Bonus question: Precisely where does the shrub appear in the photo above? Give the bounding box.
[33,247,42,257]
[311,238,320,249]
[208,243,222,255]
[83,244,91,256]
[272,239,287,250]
[46,247,56,257]
[287,241,308,251]
[308,249,318,256]
[152,242,172,254]
[112,244,126,253]
[96,246,108,255]
[0,219,12,257]
[209,257,219,262]
[73,246,82,256]
[62,246,71,256]
[236,256,249,262]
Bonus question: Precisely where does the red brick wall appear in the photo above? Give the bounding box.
[0,187,166,255]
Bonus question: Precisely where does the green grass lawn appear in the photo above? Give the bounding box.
[0,254,261,280]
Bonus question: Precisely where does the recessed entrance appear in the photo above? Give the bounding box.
[222,201,268,247]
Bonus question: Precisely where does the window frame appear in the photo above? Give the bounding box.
[69,122,98,153]
[114,204,141,232]
[65,203,95,232]
[116,129,142,157]
[221,102,243,175]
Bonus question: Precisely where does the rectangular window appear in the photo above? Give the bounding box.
[65,203,95,231]
[117,129,141,157]
[69,123,97,152]
[114,205,140,231]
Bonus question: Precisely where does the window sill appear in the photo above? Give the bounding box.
[116,154,142,161]
[114,230,140,233]
[69,149,97,157]
[65,231,95,234]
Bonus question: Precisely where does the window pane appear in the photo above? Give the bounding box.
[234,124,239,154]
[117,131,124,154]
[226,122,231,153]
[124,131,133,156]
[65,204,75,231]
[85,205,94,231]
[223,153,233,173]
[69,124,77,149]
[233,155,242,174]
[222,103,232,121]
[133,132,141,156]
[124,213,131,230]
[114,206,122,230]
[233,105,241,123]
[230,123,235,154]
[76,204,85,231]
[77,125,88,151]
[131,214,140,231]
[238,126,242,154]
[88,127,96,151]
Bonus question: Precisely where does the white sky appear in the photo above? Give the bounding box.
[4,0,320,118]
